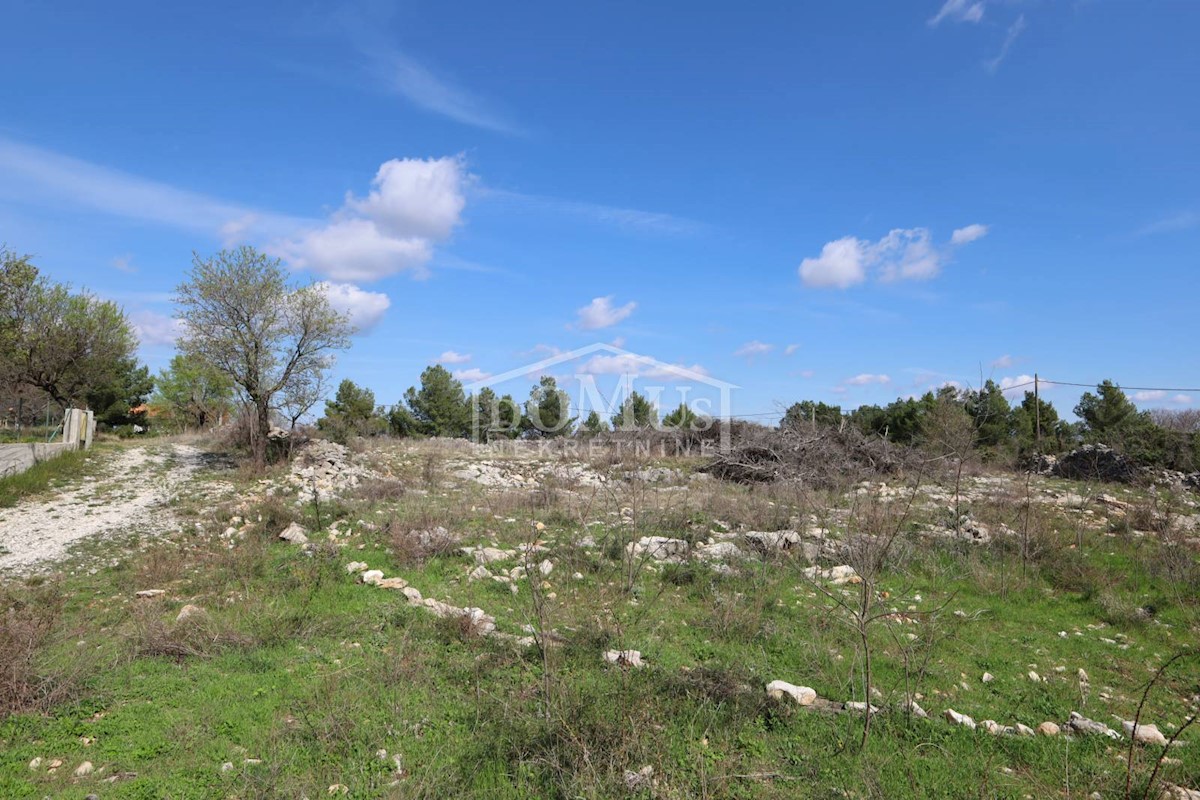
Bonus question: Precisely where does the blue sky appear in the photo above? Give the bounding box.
[2,0,1198,419]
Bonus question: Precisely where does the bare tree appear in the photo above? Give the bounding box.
[922,394,977,529]
[175,247,351,466]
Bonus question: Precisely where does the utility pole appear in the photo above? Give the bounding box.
[1034,373,1041,450]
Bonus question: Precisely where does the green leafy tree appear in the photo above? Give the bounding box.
[471,387,520,443]
[386,403,419,437]
[152,353,234,431]
[404,365,470,438]
[782,400,843,430]
[964,380,1011,448]
[1,248,138,409]
[1074,380,1141,440]
[86,357,155,428]
[662,403,706,431]
[611,391,657,430]
[580,410,608,437]
[319,379,379,442]
[1009,391,1062,453]
[523,375,575,438]
[175,246,352,466]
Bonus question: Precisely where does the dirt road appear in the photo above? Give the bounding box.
[0,443,208,574]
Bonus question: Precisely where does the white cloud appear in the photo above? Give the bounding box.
[273,156,468,283]
[929,0,985,26]
[131,310,184,348]
[845,373,891,386]
[998,374,1036,395]
[985,14,1027,74]
[577,354,710,381]
[349,157,468,240]
[0,137,307,239]
[875,228,943,282]
[0,138,467,286]
[438,350,472,365]
[734,340,773,360]
[991,354,1015,369]
[798,369,815,378]
[784,344,801,356]
[277,219,433,282]
[1130,390,1193,406]
[575,296,637,330]
[454,367,493,382]
[800,224,987,289]
[111,255,136,274]
[799,236,869,289]
[315,281,391,333]
[951,223,989,245]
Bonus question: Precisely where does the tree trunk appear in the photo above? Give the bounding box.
[253,397,270,468]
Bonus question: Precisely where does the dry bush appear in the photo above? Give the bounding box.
[350,476,407,503]
[0,583,85,718]
[703,423,914,488]
[387,518,461,565]
[129,603,255,660]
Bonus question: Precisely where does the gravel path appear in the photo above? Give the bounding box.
[0,443,207,574]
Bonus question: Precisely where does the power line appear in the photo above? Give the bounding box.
[1039,379,1200,393]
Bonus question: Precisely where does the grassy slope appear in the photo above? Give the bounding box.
[0,444,1197,799]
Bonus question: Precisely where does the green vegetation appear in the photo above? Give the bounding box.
[1,439,1197,798]
[0,447,99,508]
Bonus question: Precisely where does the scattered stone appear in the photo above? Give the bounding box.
[844,701,881,715]
[744,530,801,554]
[1067,712,1121,740]
[1028,671,1042,683]
[28,757,41,770]
[345,561,369,573]
[1037,722,1061,737]
[944,709,977,730]
[360,570,385,585]
[376,577,408,590]
[803,565,860,585]
[627,536,689,562]
[1015,723,1036,737]
[74,761,94,777]
[175,604,205,623]
[328,785,349,795]
[135,589,165,599]
[765,681,817,706]
[982,672,995,683]
[603,650,645,668]
[694,541,743,562]
[278,522,309,545]
[624,765,656,792]
[468,565,492,582]
[1123,720,1169,747]
[221,762,234,773]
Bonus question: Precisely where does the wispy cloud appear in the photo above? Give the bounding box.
[734,340,773,361]
[574,296,637,330]
[929,0,986,27]
[438,350,472,365]
[985,14,1027,74]
[1137,210,1200,236]
[315,281,391,333]
[784,344,801,356]
[330,7,519,134]
[0,136,308,239]
[990,354,1015,369]
[111,254,136,274]
[478,187,704,236]
[844,373,892,387]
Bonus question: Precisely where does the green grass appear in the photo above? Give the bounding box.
[0,447,101,508]
[1,442,1198,798]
